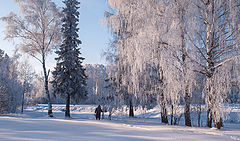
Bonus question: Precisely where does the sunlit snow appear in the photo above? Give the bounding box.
[0,104,239,141]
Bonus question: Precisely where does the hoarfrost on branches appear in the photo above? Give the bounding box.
[1,0,62,117]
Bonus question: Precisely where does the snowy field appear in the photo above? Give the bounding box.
[0,104,240,141]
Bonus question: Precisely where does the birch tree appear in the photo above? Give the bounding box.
[187,0,240,129]
[105,0,173,120]
[1,0,62,117]
[165,0,198,127]
[105,0,135,117]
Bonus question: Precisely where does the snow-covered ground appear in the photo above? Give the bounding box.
[0,104,240,141]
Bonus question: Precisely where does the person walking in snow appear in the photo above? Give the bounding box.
[95,105,103,120]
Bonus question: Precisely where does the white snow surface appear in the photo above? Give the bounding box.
[0,104,240,141]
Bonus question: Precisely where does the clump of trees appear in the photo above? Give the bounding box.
[1,0,88,117]
[1,0,239,130]
[104,0,240,129]
[0,49,36,113]
[1,0,62,117]
[0,49,21,113]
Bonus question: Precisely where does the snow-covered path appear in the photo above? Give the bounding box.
[0,105,240,141]
[0,116,239,141]
[0,117,233,141]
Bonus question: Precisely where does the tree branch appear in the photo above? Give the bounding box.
[185,30,207,61]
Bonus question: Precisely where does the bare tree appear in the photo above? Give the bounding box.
[1,0,62,117]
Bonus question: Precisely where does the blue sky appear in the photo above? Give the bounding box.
[0,0,111,73]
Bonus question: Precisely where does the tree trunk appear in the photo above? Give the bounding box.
[161,107,168,124]
[206,78,214,128]
[174,109,178,125]
[160,91,168,124]
[180,16,191,127]
[197,104,201,127]
[129,100,134,117]
[206,78,223,129]
[214,117,223,129]
[184,88,191,126]
[205,0,224,129]
[21,90,24,113]
[171,104,174,125]
[65,93,70,118]
[207,108,212,128]
[207,78,223,129]
[42,56,53,117]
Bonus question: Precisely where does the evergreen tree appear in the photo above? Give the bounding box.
[51,0,87,118]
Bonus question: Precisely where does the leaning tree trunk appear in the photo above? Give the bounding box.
[65,93,70,118]
[42,56,53,117]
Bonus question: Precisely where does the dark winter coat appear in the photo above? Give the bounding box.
[95,105,103,120]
